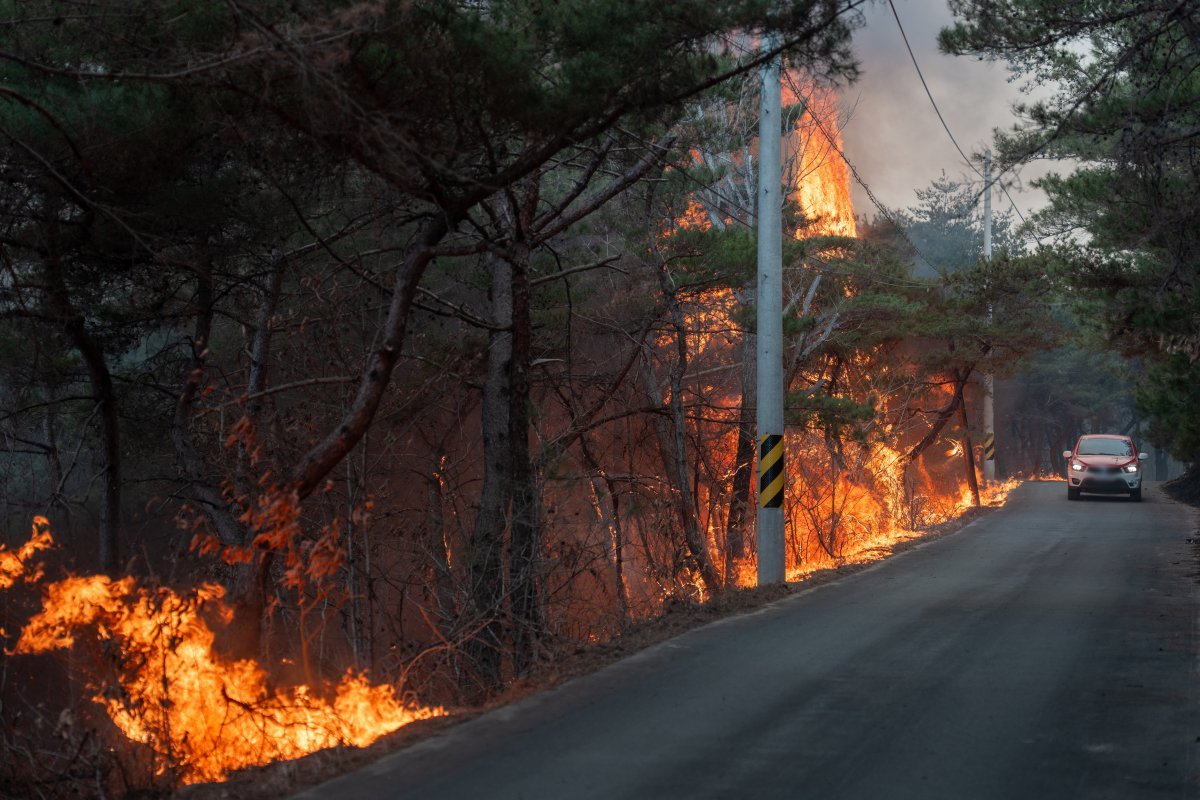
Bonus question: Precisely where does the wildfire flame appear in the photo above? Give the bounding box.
[4,524,442,785]
[0,516,52,590]
[782,79,856,238]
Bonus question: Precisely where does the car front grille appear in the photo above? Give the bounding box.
[1086,466,1122,476]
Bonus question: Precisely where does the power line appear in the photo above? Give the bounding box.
[886,0,1030,229]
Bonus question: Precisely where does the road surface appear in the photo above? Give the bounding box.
[296,481,1199,799]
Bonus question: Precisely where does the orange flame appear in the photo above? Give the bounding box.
[6,525,442,785]
[782,78,856,238]
[674,74,856,238]
[0,516,52,590]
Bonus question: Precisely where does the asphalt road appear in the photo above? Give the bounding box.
[296,481,1199,800]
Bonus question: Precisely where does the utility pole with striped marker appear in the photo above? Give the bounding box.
[982,148,995,483]
[982,433,996,463]
[756,37,786,585]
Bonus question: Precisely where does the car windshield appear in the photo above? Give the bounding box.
[1077,438,1133,456]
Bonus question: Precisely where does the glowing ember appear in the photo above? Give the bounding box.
[6,525,442,785]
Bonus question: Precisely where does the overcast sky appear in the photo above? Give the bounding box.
[839,0,1051,221]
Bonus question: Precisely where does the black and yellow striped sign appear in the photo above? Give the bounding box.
[983,433,995,461]
[759,433,785,509]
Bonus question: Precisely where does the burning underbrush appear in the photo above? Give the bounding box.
[693,429,1019,589]
[594,68,1014,617]
[0,517,441,791]
[785,472,1019,580]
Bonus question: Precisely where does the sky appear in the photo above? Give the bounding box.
[839,0,1051,222]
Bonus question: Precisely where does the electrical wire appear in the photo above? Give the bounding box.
[886,0,1031,229]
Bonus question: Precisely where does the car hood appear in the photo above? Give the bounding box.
[1075,454,1135,468]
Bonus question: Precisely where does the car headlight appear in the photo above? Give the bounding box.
[1071,461,1085,471]
[1123,464,1139,473]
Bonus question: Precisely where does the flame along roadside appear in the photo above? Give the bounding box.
[2,517,443,785]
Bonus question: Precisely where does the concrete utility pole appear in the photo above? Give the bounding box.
[982,148,996,483]
[756,37,786,585]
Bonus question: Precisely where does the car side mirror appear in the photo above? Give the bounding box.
[1062,450,1073,460]
[1138,452,1148,461]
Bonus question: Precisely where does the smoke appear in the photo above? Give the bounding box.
[840,0,1050,220]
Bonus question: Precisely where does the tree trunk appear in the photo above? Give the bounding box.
[171,269,246,547]
[908,367,972,465]
[43,251,120,574]
[580,433,630,628]
[426,448,458,632]
[290,216,448,499]
[639,341,721,597]
[466,252,512,697]
[246,254,286,422]
[723,323,755,587]
[42,405,65,513]
[956,379,981,507]
[506,237,544,675]
[1030,418,1046,475]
